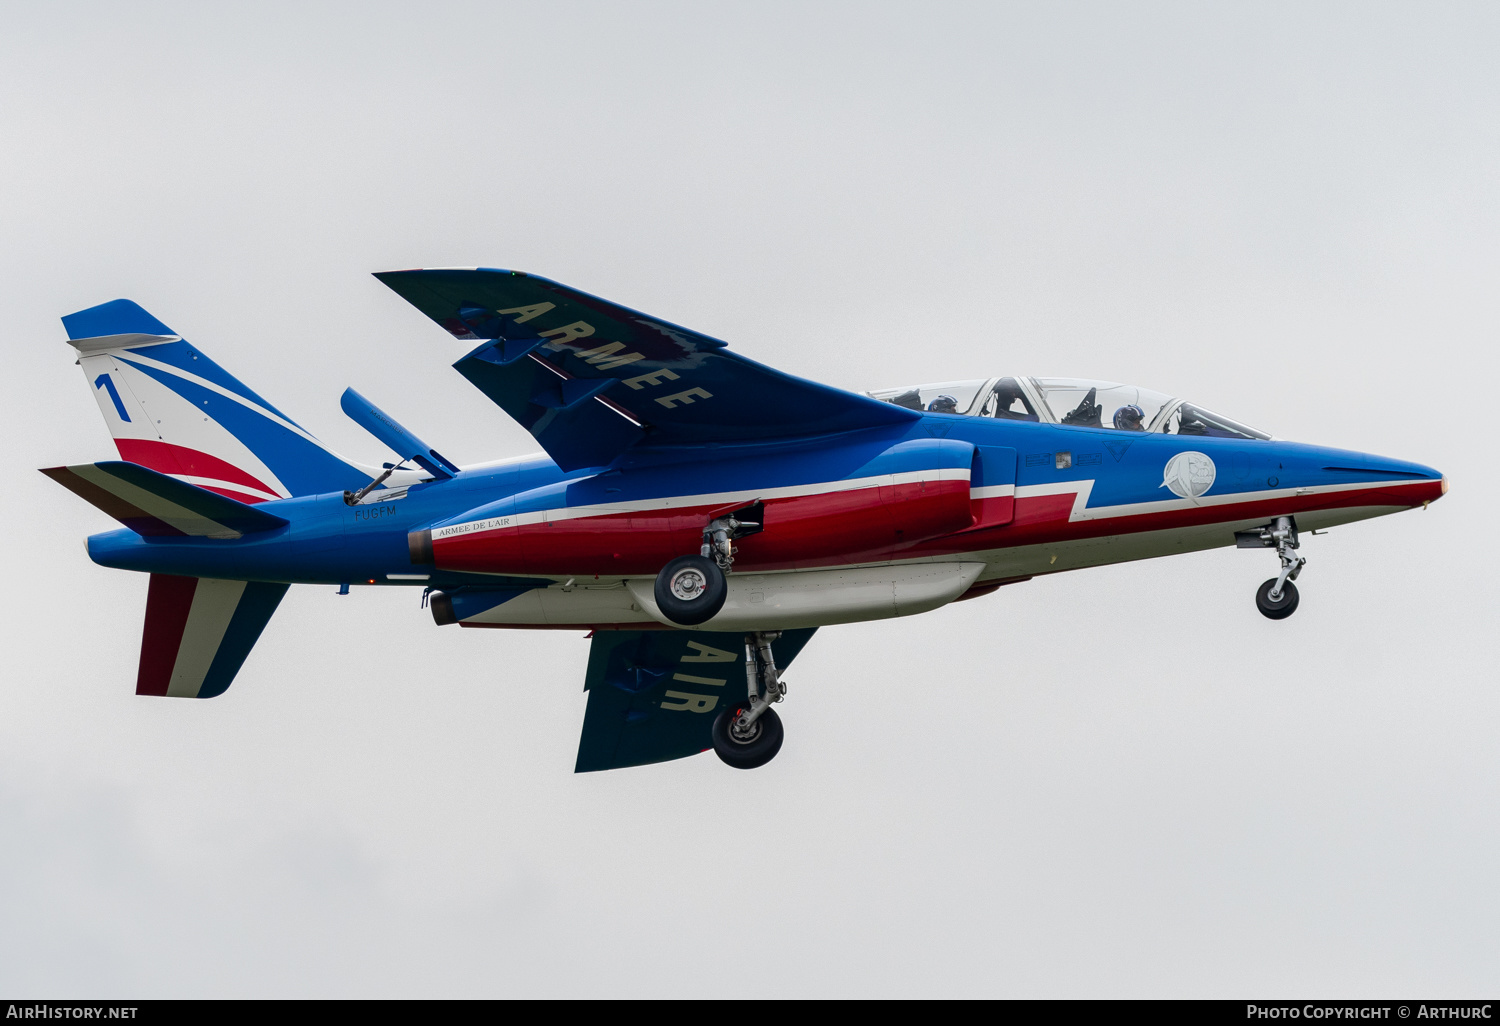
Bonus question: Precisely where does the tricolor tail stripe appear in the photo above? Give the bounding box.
[137,575,289,698]
[39,461,288,538]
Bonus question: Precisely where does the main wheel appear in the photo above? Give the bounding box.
[1256,578,1300,620]
[654,554,727,626]
[711,703,784,769]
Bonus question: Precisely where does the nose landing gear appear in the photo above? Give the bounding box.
[1238,516,1305,620]
[711,632,786,769]
[1255,577,1299,619]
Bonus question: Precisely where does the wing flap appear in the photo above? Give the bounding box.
[453,345,645,470]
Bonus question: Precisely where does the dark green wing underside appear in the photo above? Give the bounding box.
[576,628,818,772]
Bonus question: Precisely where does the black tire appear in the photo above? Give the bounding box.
[654,554,727,626]
[711,703,784,769]
[1256,578,1300,620]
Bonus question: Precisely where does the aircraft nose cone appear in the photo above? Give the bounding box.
[1311,446,1445,509]
[1422,469,1448,506]
[1370,455,1446,507]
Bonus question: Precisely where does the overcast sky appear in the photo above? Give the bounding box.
[2,1,1497,997]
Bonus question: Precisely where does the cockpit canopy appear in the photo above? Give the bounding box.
[866,377,1270,440]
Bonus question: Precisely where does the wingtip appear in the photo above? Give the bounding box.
[372,267,526,277]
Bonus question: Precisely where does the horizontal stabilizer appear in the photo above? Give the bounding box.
[138,574,289,698]
[575,628,817,773]
[41,461,288,538]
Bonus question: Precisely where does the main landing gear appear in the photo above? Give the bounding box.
[1238,516,1306,620]
[654,554,727,625]
[711,632,786,769]
[651,508,786,769]
[652,506,761,626]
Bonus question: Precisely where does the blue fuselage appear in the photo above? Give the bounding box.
[86,412,1444,588]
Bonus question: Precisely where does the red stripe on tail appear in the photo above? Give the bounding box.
[113,438,279,500]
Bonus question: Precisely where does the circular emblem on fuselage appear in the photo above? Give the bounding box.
[1162,451,1216,499]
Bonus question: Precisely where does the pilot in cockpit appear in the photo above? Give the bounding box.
[1112,404,1146,431]
[989,379,1038,421]
[927,394,959,414]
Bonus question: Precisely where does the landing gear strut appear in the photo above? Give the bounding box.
[1240,516,1305,620]
[711,632,786,769]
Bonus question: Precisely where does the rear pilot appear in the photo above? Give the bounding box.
[1113,404,1146,431]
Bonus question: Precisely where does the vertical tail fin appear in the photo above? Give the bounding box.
[65,299,367,500]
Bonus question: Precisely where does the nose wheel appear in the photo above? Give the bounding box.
[1238,516,1306,620]
[710,632,787,769]
[1256,578,1300,619]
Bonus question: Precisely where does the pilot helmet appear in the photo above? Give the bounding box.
[1113,404,1145,430]
[927,394,959,414]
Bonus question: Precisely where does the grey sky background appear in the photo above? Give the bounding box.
[1,1,1496,996]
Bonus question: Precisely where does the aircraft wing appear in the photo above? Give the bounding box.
[375,268,917,470]
[575,627,818,772]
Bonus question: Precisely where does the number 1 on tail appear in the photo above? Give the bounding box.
[94,373,131,422]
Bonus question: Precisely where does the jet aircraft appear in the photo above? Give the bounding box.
[44,269,1447,771]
